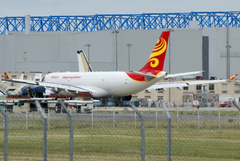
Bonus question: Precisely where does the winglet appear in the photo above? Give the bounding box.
[228,74,238,80]
[4,72,9,79]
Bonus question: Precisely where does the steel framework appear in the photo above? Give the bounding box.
[0,11,240,35]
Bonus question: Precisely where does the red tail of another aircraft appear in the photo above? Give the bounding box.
[4,72,9,79]
[139,31,170,72]
[228,74,238,80]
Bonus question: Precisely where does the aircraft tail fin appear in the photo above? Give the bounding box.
[4,72,9,79]
[77,50,93,72]
[139,31,170,72]
[228,74,238,80]
[19,73,24,80]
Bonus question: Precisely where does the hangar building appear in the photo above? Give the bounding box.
[0,12,240,104]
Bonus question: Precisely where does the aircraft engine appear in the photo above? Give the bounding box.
[121,95,132,101]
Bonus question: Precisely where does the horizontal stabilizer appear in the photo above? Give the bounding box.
[128,71,156,78]
[165,71,202,78]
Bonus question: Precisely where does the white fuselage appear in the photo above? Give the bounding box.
[43,71,166,98]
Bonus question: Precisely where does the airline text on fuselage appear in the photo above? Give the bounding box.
[62,76,81,79]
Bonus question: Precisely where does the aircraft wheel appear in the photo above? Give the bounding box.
[55,104,61,113]
[76,106,81,113]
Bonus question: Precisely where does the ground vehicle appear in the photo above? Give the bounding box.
[0,86,96,113]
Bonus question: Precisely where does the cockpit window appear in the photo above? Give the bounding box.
[42,76,45,82]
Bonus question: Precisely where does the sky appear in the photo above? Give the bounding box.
[0,0,240,17]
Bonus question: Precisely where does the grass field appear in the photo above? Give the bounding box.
[0,112,240,160]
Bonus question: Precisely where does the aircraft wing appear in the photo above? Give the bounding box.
[3,79,38,85]
[147,79,228,90]
[2,78,94,93]
[149,73,238,90]
[36,82,94,93]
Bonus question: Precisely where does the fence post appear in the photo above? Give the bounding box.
[219,109,220,129]
[35,101,47,161]
[59,100,73,161]
[231,101,240,129]
[92,105,94,129]
[26,108,28,130]
[48,109,50,130]
[232,101,240,111]
[198,108,200,129]
[0,107,8,161]
[134,111,136,129]
[113,107,115,129]
[156,106,158,129]
[160,100,172,161]
[129,102,145,161]
[177,108,179,129]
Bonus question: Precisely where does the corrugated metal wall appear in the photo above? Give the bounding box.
[0,28,239,79]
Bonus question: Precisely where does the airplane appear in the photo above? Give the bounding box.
[3,31,237,107]
[0,72,25,95]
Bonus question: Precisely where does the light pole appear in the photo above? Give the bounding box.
[127,43,132,70]
[85,44,91,63]
[226,22,231,79]
[168,29,173,106]
[112,30,119,71]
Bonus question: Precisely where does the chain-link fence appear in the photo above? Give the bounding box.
[1,101,240,161]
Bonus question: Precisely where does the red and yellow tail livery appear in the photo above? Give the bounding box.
[228,74,238,80]
[126,31,170,82]
[4,72,9,79]
[140,31,170,72]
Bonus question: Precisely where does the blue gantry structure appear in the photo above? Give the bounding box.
[0,11,240,35]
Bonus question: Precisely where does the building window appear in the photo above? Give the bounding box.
[1,75,4,81]
[157,89,165,93]
[222,84,227,93]
[145,89,151,93]
[145,96,151,100]
[209,84,214,90]
[234,83,240,93]
[158,96,163,100]
[196,85,202,90]
[183,86,188,90]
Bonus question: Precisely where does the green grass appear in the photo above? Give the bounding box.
[169,110,240,116]
[0,128,240,160]
[0,115,240,160]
